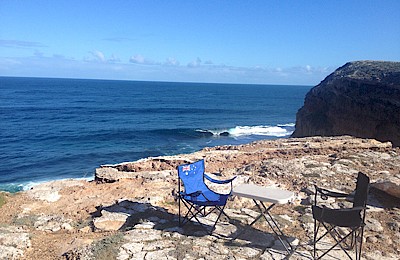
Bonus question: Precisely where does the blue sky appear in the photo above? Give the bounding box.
[1,1,399,85]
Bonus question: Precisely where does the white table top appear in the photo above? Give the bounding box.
[232,184,294,204]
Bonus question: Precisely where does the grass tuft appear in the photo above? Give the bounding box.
[91,232,125,260]
[0,192,8,208]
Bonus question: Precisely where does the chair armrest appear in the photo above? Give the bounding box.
[204,174,236,184]
[319,205,366,212]
[341,206,366,212]
[315,185,349,198]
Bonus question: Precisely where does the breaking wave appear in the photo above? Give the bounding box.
[196,124,294,138]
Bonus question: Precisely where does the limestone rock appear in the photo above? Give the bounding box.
[93,210,129,231]
[33,214,73,232]
[0,245,24,260]
[26,179,85,202]
[371,174,400,198]
[365,218,384,233]
[292,61,400,147]
[124,229,163,243]
[0,226,31,259]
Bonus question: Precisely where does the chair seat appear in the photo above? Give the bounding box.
[182,190,229,206]
[312,205,363,228]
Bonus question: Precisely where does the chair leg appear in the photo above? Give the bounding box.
[178,197,181,226]
[219,206,231,220]
[357,227,365,260]
[313,218,317,259]
[355,231,359,260]
[178,199,231,235]
[210,204,226,233]
[180,200,202,226]
[318,226,358,260]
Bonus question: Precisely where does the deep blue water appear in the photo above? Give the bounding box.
[0,77,311,192]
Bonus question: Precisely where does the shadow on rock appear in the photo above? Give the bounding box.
[91,200,218,237]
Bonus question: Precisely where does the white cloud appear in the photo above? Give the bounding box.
[108,54,120,63]
[164,57,179,66]
[84,51,121,63]
[0,51,334,85]
[86,50,105,62]
[129,54,157,65]
[0,39,47,48]
[188,57,202,67]
[130,54,145,64]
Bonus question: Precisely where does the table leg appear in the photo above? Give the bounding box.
[254,200,294,255]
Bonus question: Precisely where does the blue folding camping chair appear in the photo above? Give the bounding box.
[177,159,236,234]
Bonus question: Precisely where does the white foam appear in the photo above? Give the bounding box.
[196,129,229,135]
[228,125,292,137]
[196,124,294,138]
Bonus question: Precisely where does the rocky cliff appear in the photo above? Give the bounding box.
[292,61,400,146]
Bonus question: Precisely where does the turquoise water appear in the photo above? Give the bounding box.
[0,77,311,192]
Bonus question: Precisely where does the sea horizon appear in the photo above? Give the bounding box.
[0,75,313,88]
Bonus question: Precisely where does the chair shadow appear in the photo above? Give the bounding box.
[369,187,400,209]
[92,199,310,258]
[91,199,217,237]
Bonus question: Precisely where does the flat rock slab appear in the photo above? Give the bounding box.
[26,179,85,202]
[0,226,31,259]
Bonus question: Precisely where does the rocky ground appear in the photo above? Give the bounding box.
[0,136,399,259]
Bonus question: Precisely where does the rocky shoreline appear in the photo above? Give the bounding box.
[0,135,399,259]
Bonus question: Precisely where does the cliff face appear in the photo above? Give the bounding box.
[292,61,400,146]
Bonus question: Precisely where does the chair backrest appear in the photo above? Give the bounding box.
[353,172,370,208]
[178,160,208,194]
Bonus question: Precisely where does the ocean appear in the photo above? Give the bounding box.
[0,77,312,192]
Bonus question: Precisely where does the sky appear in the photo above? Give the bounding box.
[1,1,399,85]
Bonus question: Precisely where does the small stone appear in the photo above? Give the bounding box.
[387,221,400,232]
[365,218,384,233]
[61,223,73,231]
[366,236,378,243]
[134,221,156,229]
[377,234,393,245]
[51,226,61,232]
[79,226,91,233]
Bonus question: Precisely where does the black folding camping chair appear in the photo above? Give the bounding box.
[312,172,370,260]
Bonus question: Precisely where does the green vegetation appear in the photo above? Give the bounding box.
[12,215,38,227]
[0,193,6,208]
[162,200,176,207]
[74,218,93,230]
[294,205,307,214]
[91,232,125,260]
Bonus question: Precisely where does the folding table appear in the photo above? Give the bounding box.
[232,183,295,257]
